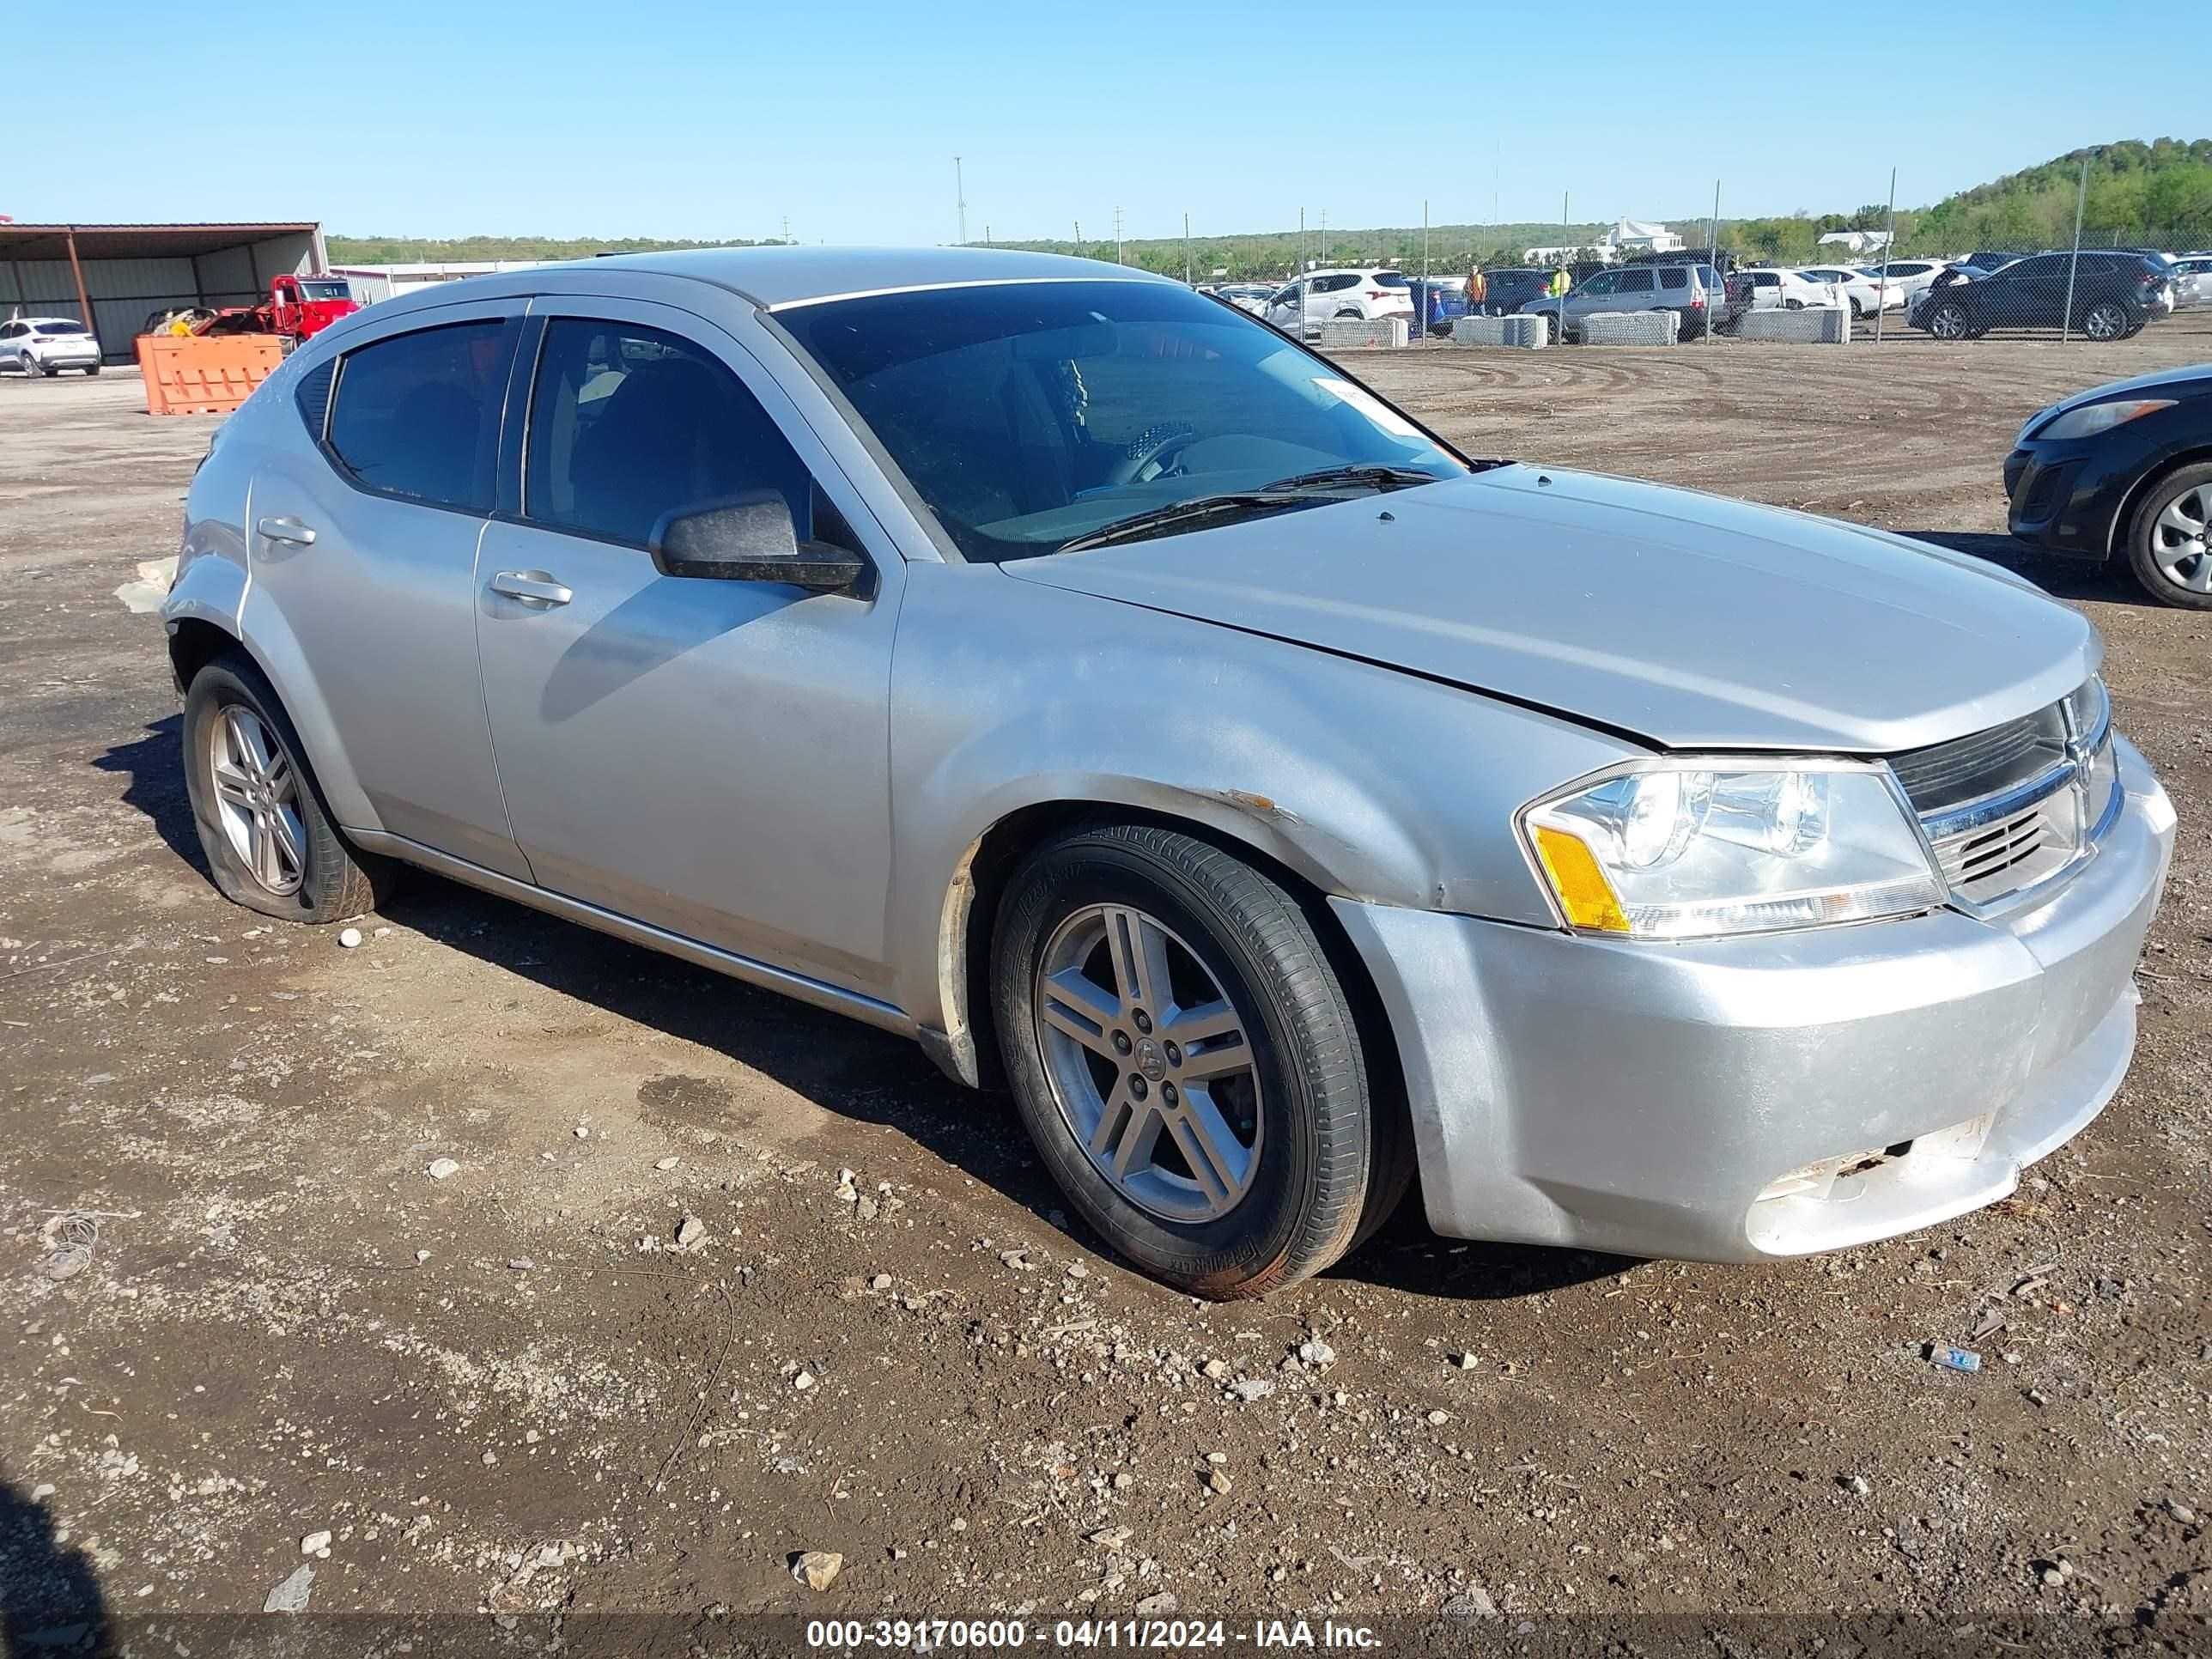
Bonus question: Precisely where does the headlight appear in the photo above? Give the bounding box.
[1522,763,1943,940]
[2033,398,2174,441]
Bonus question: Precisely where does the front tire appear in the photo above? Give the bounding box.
[182,651,392,921]
[2124,462,2212,610]
[993,824,1382,1297]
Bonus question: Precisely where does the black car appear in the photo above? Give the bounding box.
[2004,362,2212,608]
[1916,251,2170,340]
[1474,267,1554,316]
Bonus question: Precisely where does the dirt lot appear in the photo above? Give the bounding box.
[3,327,2209,1654]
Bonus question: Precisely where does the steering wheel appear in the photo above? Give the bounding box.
[1108,422,1199,488]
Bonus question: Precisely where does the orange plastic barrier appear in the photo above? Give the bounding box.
[135,333,286,416]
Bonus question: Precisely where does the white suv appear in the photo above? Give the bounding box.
[1,316,102,376]
[1263,269,1416,337]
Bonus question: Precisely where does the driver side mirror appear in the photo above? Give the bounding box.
[647,491,866,592]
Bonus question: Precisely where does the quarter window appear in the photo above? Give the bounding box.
[325,320,509,512]
[522,318,815,550]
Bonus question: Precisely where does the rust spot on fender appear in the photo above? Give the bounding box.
[1218,788,1298,824]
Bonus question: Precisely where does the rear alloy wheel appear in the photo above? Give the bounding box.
[2081,301,2129,342]
[183,651,392,921]
[2125,464,2212,610]
[994,823,1394,1297]
[1926,301,1971,341]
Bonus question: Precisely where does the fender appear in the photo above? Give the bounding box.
[165,495,379,835]
[882,563,1639,1041]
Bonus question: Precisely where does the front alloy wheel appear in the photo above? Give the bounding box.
[994,823,1407,1297]
[1927,301,1970,340]
[2126,465,2212,610]
[1035,903,1262,1221]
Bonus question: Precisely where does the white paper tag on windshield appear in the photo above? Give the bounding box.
[1312,377,1423,437]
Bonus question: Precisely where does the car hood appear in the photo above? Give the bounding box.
[1005,466,2097,753]
[2039,362,2212,416]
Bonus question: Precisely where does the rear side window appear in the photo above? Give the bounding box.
[1617,270,1655,292]
[326,320,509,512]
[1371,271,1409,288]
[522,317,814,550]
[1658,267,1686,289]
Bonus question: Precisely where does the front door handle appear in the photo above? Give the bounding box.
[489,570,574,607]
[257,515,317,546]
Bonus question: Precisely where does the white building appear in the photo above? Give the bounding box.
[1525,218,1683,266]
[326,259,554,306]
[1596,218,1683,258]
[1816,229,1893,255]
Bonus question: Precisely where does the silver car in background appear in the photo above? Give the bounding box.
[164,248,2174,1297]
[1,315,102,376]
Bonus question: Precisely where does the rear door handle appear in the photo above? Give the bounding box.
[489,570,574,607]
[256,515,317,546]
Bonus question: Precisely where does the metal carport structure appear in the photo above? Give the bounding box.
[0,222,329,362]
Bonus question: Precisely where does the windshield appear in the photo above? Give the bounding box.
[34,321,88,335]
[298,280,352,301]
[776,279,1465,562]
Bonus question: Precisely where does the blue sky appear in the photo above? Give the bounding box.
[11,0,2162,242]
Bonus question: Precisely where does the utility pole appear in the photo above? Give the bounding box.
[1183,212,1191,285]
[1298,206,1305,273]
[1875,167,1898,345]
[781,214,790,244]
[2061,155,2089,344]
[1074,220,1082,254]
[953,157,967,247]
[1115,206,1124,265]
[1708,179,1720,347]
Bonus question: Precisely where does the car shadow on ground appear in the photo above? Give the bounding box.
[0,1479,112,1656]
[1900,529,2156,608]
[91,713,204,875]
[94,716,1626,1305]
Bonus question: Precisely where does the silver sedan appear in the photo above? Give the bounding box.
[163,247,2174,1297]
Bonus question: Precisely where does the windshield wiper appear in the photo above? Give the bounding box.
[1058,491,1320,554]
[1258,463,1453,494]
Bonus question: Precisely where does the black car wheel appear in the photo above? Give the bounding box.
[2081,301,2131,342]
[993,823,1402,1297]
[2124,462,2212,610]
[1925,301,1972,341]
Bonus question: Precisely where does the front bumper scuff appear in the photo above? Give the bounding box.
[1334,737,2175,1262]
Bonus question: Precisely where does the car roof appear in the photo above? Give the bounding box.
[374,246,1182,318]
[9,315,88,326]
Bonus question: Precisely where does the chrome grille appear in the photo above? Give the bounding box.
[1897,679,2117,911]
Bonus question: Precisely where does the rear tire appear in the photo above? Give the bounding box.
[84,362,100,376]
[182,650,393,922]
[1926,300,1971,341]
[2123,462,2212,611]
[994,823,1381,1298]
[2081,301,2130,342]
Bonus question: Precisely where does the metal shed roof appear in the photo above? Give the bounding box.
[0,222,319,261]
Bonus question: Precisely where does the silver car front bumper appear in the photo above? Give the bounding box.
[1334,737,2176,1261]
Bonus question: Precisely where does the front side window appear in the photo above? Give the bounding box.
[523,318,814,549]
[777,279,1464,563]
[326,320,509,512]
